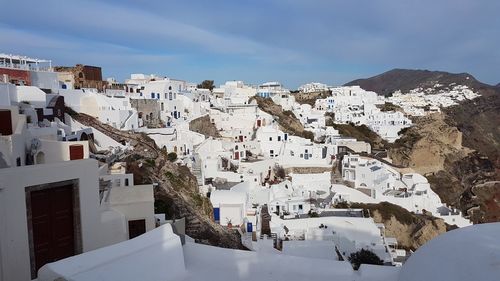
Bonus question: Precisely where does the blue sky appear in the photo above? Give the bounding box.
[1,0,499,88]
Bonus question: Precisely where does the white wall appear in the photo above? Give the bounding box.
[108,184,155,236]
[0,159,102,281]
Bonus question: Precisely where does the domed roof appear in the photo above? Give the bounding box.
[399,223,500,281]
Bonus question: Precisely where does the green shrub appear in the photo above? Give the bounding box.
[167,152,177,162]
[348,249,383,270]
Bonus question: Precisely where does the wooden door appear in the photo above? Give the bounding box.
[128,219,146,239]
[30,185,75,275]
[69,144,84,160]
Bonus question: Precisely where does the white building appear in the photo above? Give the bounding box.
[126,75,189,124]
[60,89,139,130]
[256,81,290,98]
[0,95,155,280]
[210,190,248,226]
[298,82,329,93]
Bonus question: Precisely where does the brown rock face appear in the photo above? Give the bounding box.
[350,202,448,250]
[389,113,499,224]
[378,215,447,250]
[251,96,314,141]
[389,114,469,175]
[189,115,221,138]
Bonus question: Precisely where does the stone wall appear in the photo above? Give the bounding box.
[130,99,162,128]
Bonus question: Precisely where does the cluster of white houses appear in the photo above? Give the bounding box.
[0,53,479,281]
[387,84,480,116]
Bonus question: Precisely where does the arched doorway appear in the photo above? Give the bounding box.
[36,152,45,164]
[80,132,89,141]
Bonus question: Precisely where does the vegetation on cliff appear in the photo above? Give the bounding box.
[73,112,244,249]
[251,96,314,141]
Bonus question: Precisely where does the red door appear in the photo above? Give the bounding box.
[256,119,261,127]
[69,144,84,160]
[30,185,75,276]
[234,151,240,160]
[239,135,244,142]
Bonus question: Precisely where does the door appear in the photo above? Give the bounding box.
[213,207,220,222]
[0,109,12,135]
[239,135,244,142]
[69,144,84,160]
[30,185,75,275]
[128,219,146,239]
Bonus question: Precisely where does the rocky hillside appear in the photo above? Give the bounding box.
[189,115,221,138]
[346,69,499,223]
[251,96,314,141]
[349,202,450,250]
[72,112,245,249]
[389,114,469,174]
[294,90,331,106]
[344,68,491,96]
[443,87,500,168]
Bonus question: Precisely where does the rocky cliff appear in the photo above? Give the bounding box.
[189,115,221,138]
[72,112,245,249]
[350,202,449,250]
[251,96,314,141]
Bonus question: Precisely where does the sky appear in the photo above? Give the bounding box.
[1,0,499,88]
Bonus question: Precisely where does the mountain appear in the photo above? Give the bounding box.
[347,69,500,223]
[344,69,493,96]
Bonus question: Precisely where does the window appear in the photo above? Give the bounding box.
[278,136,281,141]
[298,204,303,210]
[151,93,155,99]
[270,150,274,156]
[269,137,272,141]
[128,219,146,239]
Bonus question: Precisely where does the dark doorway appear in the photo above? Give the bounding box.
[128,219,146,239]
[29,185,75,276]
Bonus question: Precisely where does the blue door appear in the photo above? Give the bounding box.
[246,222,253,233]
[213,208,220,222]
